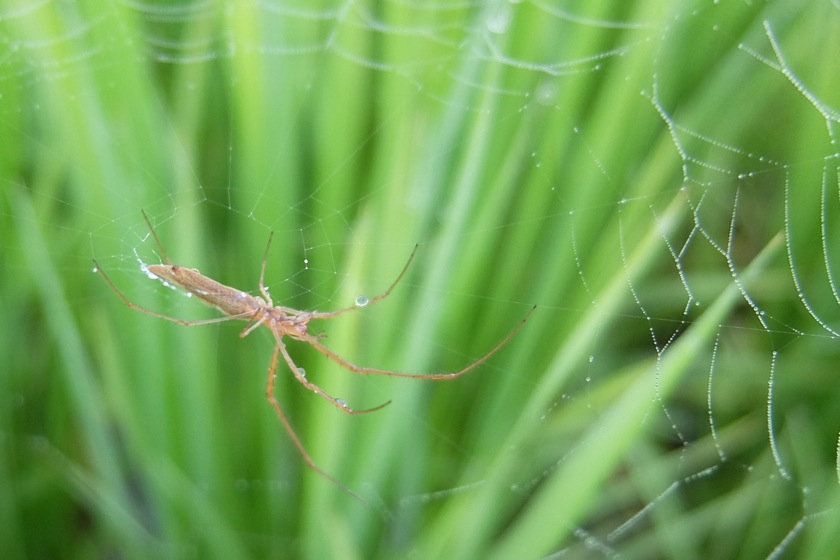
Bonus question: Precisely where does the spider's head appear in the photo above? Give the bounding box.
[292,322,308,337]
[279,312,310,338]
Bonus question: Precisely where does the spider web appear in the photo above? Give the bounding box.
[3,0,840,558]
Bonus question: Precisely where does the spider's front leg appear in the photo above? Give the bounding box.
[238,309,269,338]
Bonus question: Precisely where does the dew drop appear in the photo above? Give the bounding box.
[336,398,348,408]
[297,367,306,379]
[486,5,512,33]
[355,295,370,307]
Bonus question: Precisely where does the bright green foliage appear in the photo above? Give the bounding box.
[2,2,839,559]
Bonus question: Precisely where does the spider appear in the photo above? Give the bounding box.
[93,211,534,503]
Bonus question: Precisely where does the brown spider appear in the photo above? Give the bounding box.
[93,211,534,503]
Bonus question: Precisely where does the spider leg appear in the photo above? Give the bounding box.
[257,232,275,306]
[309,244,418,320]
[274,335,391,414]
[239,311,269,338]
[93,259,255,327]
[141,209,173,265]
[303,305,536,379]
[264,344,368,504]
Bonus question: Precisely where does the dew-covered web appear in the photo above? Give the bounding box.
[3,0,840,557]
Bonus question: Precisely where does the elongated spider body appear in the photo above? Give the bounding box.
[94,212,534,503]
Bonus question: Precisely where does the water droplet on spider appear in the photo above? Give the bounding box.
[355,295,370,307]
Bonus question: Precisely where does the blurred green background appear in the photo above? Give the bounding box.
[2,1,840,558]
